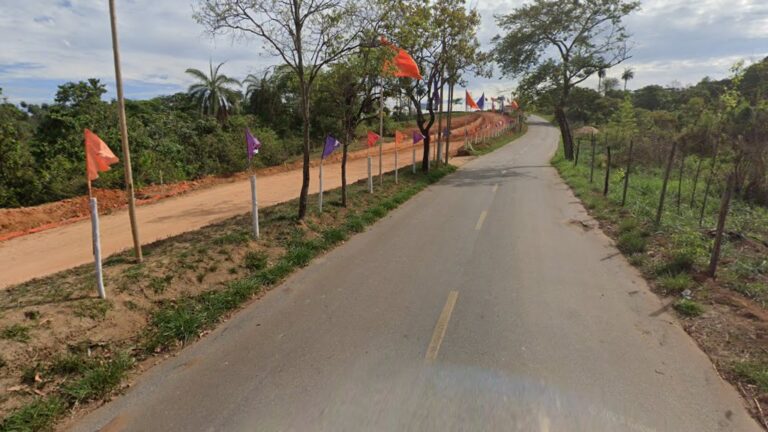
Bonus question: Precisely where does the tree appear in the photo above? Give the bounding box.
[196,0,376,219]
[243,66,301,134]
[493,0,640,160]
[621,67,635,91]
[597,68,606,94]
[185,61,242,122]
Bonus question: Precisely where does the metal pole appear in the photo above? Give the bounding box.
[250,175,259,239]
[90,198,106,299]
[108,0,142,263]
[319,159,324,212]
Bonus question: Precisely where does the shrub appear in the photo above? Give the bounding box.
[244,250,268,272]
[658,273,693,293]
[617,230,647,254]
[673,299,704,317]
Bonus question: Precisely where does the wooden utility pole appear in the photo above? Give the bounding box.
[108,0,142,262]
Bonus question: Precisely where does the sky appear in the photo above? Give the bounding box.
[1,0,767,104]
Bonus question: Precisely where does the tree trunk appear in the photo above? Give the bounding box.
[444,82,454,164]
[555,105,574,160]
[708,173,735,278]
[436,83,444,166]
[298,84,311,220]
[422,133,431,173]
[655,140,677,226]
[699,141,720,226]
[621,138,634,206]
[341,131,350,207]
[603,145,611,196]
[574,138,581,166]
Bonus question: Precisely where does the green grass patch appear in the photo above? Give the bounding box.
[1,324,31,343]
[658,273,694,293]
[673,299,705,317]
[60,353,133,404]
[732,361,768,392]
[72,299,113,321]
[0,396,67,432]
[617,230,647,254]
[243,251,268,272]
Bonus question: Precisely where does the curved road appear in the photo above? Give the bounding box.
[65,117,759,431]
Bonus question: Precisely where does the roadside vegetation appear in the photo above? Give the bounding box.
[548,59,768,424]
[0,157,473,431]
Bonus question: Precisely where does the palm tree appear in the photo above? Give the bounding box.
[621,67,635,91]
[597,68,606,94]
[185,61,241,122]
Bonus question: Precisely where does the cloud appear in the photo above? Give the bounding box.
[1,0,767,103]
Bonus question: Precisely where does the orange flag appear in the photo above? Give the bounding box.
[395,130,405,146]
[85,129,119,181]
[367,131,381,148]
[465,91,480,110]
[381,37,422,80]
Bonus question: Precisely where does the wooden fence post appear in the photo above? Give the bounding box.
[589,134,596,183]
[655,140,678,226]
[708,173,735,277]
[603,145,611,196]
[676,153,686,214]
[574,138,581,167]
[690,157,703,208]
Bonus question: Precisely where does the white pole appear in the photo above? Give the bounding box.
[379,87,384,185]
[394,142,399,184]
[319,159,324,212]
[89,198,106,299]
[250,175,260,239]
[367,155,373,193]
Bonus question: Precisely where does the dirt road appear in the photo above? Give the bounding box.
[0,113,505,289]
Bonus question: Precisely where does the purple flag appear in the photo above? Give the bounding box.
[322,134,340,159]
[412,131,425,144]
[477,93,485,110]
[246,128,261,161]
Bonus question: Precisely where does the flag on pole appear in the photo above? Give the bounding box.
[85,129,119,181]
[322,135,341,159]
[246,128,261,160]
[413,131,425,144]
[465,90,480,110]
[510,100,520,110]
[477,93,485,110]
[380,37,422,80]
[395,130,405,146]
[367,131,380,147]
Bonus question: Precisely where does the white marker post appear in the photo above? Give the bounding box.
[89,198,106,299]
[394,143,399,184]
[318,159,324,212]
[250,175,260,239]
[367,154,373,193]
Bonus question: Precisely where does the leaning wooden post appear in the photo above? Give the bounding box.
[655,140,678,226]
[621,138,634,207]
[708,173,735,277]
[603,144,611,197]
[690,157,704,208]
[676,153,686,214]
[108,0,142,262]
[589,134,596,183]
[699,140,720,226]
[89,197,106,299]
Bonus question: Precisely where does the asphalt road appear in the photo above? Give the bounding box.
[67,117,760,432]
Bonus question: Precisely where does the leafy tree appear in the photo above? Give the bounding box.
[493,0,640,160]
[195,0,377,219]
[621,67,635,91]
[185,61,242,122]
[244,66,301,134]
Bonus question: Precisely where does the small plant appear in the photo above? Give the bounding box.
[213,230,251,246]
[244,250,269,272]
[617,230,646,254]
[49,353,94,376]
[73,299,113,321]
[733,361,768,392]
[24,310,41,320]
[1,324,31,343]
[149,274,173,294]
[657,248,696,275]
[673,299,704,317]
[0,396,67,432]
[0,355,7,369]
[658,273,693,293]
[60,353,134,403]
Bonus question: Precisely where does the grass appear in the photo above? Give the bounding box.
[72,299,113,321]
[658,273,694,294]
[733,361,768,392]
[673,299,705,317]
[1,324,31,343]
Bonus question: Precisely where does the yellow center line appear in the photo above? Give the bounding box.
[475,210,488,231]
[425,290,459,362]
